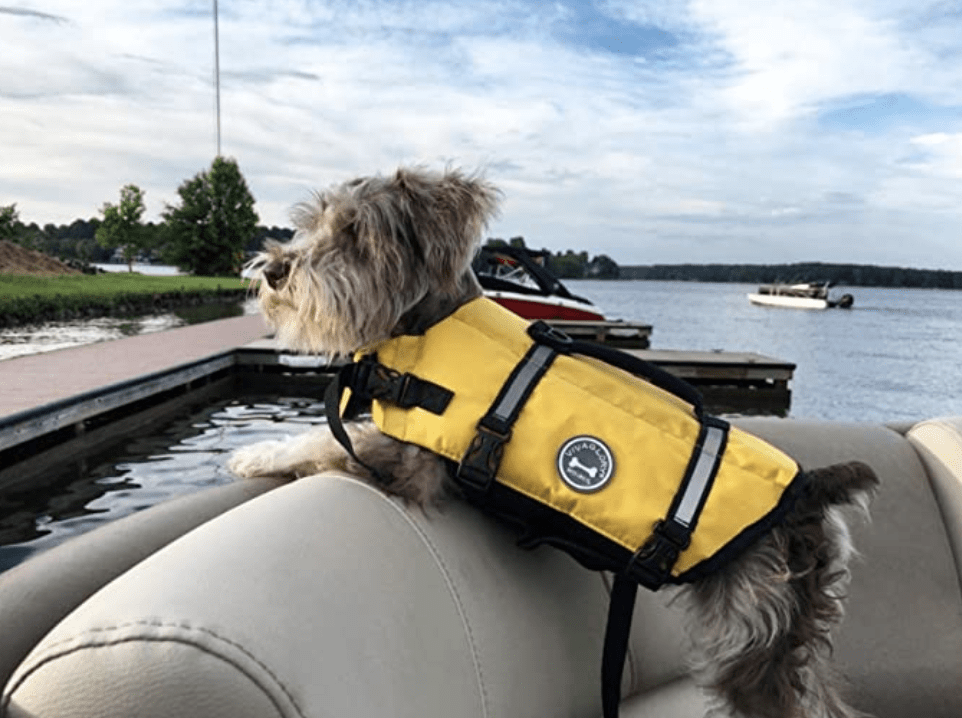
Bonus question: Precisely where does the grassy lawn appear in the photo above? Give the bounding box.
[0,273,253,328]
[0,273,248,301]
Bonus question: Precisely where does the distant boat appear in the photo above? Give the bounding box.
[748,282,854,310]
[474,245,606,321]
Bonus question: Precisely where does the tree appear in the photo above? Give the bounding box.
[587,254,620,279]
[161,156,259,276]
[96,184,147,272]
[0,203,20,241]
[547,249,589,279]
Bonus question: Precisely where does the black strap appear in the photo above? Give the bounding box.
[626,416,730,589]
[601,573,638,718]
[323,365,389,484]
[528,321,704,419]
[349,354,454,414]
[323,356,455,485]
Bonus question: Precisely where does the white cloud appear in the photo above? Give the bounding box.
[2,0,962,268]
[685,0,928,128]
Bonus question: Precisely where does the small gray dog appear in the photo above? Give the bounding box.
[229,166,877,718]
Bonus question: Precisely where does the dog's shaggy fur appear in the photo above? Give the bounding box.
[229,166,878,718]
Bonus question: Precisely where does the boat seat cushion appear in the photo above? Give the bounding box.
[0,478,285,694]
[3,474,640,718]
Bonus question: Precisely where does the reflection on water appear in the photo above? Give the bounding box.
[0,300,257,362]
[0,393,327,573]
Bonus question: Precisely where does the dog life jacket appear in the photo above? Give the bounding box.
[324,296,806,718]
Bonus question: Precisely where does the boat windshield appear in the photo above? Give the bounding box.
[474,245,593,304]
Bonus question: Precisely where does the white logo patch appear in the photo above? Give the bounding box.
[557,436,615,492]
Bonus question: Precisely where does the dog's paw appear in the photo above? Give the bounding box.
[227,440,289,478]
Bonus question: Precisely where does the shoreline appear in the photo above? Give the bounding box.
[0,273,249,329]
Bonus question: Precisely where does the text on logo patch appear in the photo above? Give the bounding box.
[557,436,615,492]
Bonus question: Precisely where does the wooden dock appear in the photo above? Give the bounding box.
[0,316,794,470]
[625,349,794,417]
[0,315,271,465]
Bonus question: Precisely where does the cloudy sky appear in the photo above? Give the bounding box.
[3,1,962,269]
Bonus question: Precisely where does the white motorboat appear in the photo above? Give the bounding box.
[748,282,854,310]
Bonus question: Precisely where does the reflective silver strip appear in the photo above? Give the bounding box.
[493,345,556,421]
[674,424,726,528]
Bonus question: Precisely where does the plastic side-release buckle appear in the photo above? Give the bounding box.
[356,358,452,415]
[456,419,512,495]
[626,520,692,590]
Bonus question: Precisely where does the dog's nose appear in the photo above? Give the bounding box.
[263,259,291,290]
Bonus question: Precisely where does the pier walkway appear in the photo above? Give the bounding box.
[0,315,270,420]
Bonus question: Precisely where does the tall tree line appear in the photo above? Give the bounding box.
[619,262,962,290]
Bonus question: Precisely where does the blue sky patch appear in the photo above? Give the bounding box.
[556,1,679,59]
[817,92,962,133]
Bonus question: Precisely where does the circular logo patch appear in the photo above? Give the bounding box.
[557,436,615,492]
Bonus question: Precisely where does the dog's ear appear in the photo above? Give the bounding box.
[389,167,501,291]
[289,192,327,235]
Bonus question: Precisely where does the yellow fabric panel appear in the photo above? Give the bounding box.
[363,297,799,577]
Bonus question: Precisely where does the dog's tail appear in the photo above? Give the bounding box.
[803,460,879,511]
[693,461,879,718]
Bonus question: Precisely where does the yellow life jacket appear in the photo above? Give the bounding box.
[328,296,805,589]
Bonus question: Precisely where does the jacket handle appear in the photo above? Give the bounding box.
[527,322,705,419]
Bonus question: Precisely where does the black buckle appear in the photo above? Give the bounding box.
[625,520,692,590]
[348,357,377,397]
[364,363,404,402]
[354,362,452,415]
[456,422,511,495]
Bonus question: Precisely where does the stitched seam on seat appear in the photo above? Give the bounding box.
[2,621,305,718]
[347,479,490,718]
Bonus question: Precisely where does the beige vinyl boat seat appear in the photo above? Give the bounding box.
[2,416,961,717]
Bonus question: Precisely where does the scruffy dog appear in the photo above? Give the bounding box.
[229,167,878,718]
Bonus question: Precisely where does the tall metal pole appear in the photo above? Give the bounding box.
[213,0,222,157]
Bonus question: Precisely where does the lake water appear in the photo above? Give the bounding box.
[1,279,959,570]
[92,263,183,275]
[0,394,328,571]
[567,280,962,423]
